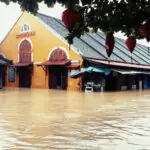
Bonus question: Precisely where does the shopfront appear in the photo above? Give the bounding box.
[0,12,150,92]
[13,39,33,88]
[0,54,12,89]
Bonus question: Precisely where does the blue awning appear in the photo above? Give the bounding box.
[0,55,12,65]
[70,67,111,78]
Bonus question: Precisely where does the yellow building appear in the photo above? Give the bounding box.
[0,12,82,90]
[1,12,150,92]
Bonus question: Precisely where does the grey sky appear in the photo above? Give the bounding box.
[0,2,149,47]
[0,2,65,42]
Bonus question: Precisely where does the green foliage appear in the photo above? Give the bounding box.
[2,0,150,43]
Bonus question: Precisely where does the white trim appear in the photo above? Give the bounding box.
[47,47,57,60]
[59,46,70,59]
[33,61,42,65]
[18,38,33,51]
[86,58,150,69]
[71,60,80,63]
[34,15,83,57]
[17,54,19,63]
[0,53,6,58]
[47,47,70,60]
[32,51,33,62]
[111,69,150,75]
[17,38,33,62]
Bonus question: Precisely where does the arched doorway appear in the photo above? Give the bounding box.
[19,39,32,63]
[18,39,32,88]
[0,55,6,88]
[48,48,70,90]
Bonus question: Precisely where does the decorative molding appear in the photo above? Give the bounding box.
[16,31,36,39]
[58,46,70,59]
[20,23,31,33]
[47,47,70,60]
[18,38,33,51]
[18,38,33,63]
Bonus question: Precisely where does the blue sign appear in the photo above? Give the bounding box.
[8,67,15,82]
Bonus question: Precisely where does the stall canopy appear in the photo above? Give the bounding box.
[41,60,70,66]
[70,67,111,78]
[13,62,32,67]
[0,55,12,65]
[111,69,150,75]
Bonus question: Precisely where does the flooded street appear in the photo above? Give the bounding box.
[0,88,150,150]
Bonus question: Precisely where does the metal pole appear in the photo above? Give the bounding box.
[107,57,110,64]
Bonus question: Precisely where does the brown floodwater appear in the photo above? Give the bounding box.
[0,88,150,150]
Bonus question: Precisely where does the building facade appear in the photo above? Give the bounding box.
[0,12,82,91]
[0,12,150,92]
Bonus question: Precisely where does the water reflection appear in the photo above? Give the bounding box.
[0,88,150,149]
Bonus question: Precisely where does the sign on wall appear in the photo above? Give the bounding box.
[8,67,15,82]
[16,24,36,39]
[16,31,36,39]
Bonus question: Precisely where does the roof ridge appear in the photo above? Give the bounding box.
[36,12,149,47]
[36,11,150,65]
[37,12,60,21]
[37,12,150,48]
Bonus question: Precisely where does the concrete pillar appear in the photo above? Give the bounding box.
[139,80,142,90]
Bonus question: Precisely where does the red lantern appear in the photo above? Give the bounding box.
[105,32,115,57]
[140,20,150,42]
[62,9,80,32]
[125,36,136,53]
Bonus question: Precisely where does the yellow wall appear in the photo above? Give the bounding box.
[0,12,82,90]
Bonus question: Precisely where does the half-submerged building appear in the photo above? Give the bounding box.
[0,12,150,91]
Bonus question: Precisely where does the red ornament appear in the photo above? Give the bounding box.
[140,20,150,42]
[62,9,80,32]
[105,32,115,57]
[125,36,136,53]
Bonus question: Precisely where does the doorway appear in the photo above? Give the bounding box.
[18,67,31,88]
[49,66,68,90]
[105,72,118,91]
[0,67,5,89]
[17,39,32,88]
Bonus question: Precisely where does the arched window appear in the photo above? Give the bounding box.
[49,48,68,61]
[19,39,32,63]
[20,24,30,33]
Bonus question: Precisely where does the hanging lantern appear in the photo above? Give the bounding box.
[125,36,136,53]
[105,32,115,57]
[62,9,80,32]
[140,20,150,42]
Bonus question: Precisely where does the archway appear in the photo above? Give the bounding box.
[18,39,32,88]
[48,48,70,90]
[19,39,32,63]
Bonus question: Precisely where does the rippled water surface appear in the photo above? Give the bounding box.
[0,88,150,150]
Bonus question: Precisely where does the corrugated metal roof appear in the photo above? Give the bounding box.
[36,13,150,65]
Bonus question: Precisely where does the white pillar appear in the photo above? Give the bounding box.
[139,80,142,90]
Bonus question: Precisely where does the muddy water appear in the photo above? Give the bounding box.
[0,88,150,150]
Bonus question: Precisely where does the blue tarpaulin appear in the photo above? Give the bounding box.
[70,67,111,78]
[0,55,12,65]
